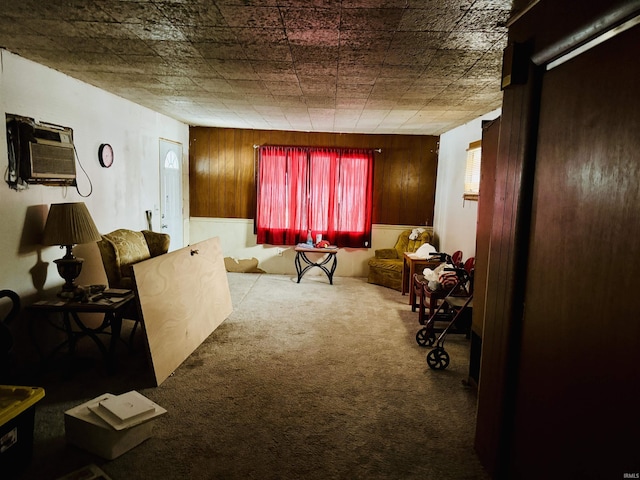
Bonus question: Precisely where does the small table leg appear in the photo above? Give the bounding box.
[295,252,304,283]
[295,251,338,284]
[69,311,119,374]
[108,313,123,373]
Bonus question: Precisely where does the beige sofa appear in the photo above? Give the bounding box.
[367,229,434,291]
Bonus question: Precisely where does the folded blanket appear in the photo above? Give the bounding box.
[423,262,450,281]
[412,242,436,259]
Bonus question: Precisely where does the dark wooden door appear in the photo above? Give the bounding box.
[469,117,500,387]
[508,24,640,478]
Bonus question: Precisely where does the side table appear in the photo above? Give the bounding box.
[28,292,135,374]
[294,245,338,284]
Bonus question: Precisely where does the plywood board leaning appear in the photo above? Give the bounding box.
[132,237,233,386]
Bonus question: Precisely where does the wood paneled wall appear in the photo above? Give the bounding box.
[189,127,439,226]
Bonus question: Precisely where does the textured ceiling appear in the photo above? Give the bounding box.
[0,0,513,135]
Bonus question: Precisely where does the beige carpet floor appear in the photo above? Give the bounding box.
[15,273,489,480]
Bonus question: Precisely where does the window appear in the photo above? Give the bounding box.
[256,146,374,248]
[464,140,482,201]
[164,150,180,169]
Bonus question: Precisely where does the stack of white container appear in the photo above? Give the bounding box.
[64,390,166,460]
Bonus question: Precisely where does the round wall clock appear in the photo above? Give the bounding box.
[98,143,114,168]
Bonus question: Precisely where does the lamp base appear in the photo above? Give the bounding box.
[54,257,84,294]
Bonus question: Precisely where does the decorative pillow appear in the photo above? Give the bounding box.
[106,230,151,278]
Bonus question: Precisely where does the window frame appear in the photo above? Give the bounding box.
[464,140,482,201]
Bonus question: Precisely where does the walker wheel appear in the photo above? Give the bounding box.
[427,348,450,370]
[415,328,436,347]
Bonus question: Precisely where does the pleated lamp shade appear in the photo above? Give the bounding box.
[43,202,101,247]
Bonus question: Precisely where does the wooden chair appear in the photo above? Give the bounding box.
[418,258,476,348]
[417,275,451,325]
[412,250,462,314]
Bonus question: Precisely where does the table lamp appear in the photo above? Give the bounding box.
[42,202,101,295]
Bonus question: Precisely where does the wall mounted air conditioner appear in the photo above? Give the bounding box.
[6,114,76,185]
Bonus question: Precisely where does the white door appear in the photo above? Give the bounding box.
[160,139,183,251]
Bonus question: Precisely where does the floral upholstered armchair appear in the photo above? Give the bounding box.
[97,229,170,289]
[367,228,434,291]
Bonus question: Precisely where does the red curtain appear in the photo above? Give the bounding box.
[256,146,307,245]
[330,149,374,247]
[257,146,374,248]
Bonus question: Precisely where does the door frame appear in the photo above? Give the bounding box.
[159,138,184,251]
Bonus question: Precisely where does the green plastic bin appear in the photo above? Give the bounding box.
[0,385,45,477]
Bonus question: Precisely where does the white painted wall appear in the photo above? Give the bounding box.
[433,108,501,260]
[0,50,189,300]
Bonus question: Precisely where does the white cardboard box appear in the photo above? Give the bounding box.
[64,393,165,460]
